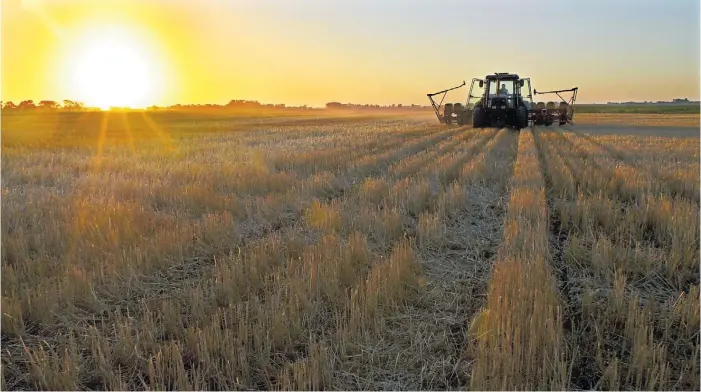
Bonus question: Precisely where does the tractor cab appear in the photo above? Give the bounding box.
[482,73,527,111]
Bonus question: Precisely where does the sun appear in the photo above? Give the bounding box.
[65,26,164,109]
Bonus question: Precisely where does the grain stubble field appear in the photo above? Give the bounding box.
[1,111,699,390]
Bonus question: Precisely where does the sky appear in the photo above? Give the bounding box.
[2,0,700,107]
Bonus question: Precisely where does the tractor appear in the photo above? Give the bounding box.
[427,72,578,129]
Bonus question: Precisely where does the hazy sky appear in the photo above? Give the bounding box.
[2,0,699,107]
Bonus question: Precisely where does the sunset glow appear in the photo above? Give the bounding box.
[2,0,699,107]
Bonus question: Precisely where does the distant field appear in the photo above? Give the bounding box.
[2,111,699,390]
[574,113,700,128]
[575,103,700,114]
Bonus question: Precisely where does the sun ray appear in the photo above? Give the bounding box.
[67,113,109,264]
[90,111,110,173]
[140,111,177,154]
[119,112,136,153]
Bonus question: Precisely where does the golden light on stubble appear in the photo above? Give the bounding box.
[61,24,168,109]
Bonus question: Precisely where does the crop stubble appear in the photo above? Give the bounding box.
[1,112,698,390]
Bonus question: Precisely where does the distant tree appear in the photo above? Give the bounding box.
[2,101,17,110]
[39,100,60,110]
[62,100,85,111]
[18,100,37,110]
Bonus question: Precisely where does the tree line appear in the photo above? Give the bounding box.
[1,100,86,111]
[325,102,431,110]
[1,99,433,111]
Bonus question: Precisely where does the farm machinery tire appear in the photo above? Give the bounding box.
[515,106,528,130]
[472,107,487,128]
[457,111,467,126]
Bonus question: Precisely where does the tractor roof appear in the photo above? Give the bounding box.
[485,73,520,80]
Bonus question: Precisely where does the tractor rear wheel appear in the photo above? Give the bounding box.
[515,106,528,130]
[472,107,486,128]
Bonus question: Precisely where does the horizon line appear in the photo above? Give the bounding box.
[3,98,700,110]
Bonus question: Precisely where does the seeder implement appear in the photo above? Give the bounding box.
[532,87,578,125]
[427,81,466,124]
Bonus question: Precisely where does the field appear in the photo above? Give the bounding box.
[575,104,700,115]
[1,111,699,390]
[574,113,700,128]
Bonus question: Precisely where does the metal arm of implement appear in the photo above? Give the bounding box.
[427,81,466,123]
[534,87,579,122]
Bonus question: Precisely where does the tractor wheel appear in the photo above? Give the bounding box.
[472,107,486,128]
[515,106,528,130]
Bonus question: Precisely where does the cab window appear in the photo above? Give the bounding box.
[489,80,514,96]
